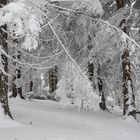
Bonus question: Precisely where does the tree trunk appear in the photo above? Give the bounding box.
[116,0,136,117]
[10,50,25,99]
[122,49,135,116]
[88,62,94,82]
[97,63,106,111]
[116,0,125,9]
[88,62,96,89]
[16,51,24,99]
[0,0,12,118]
[30,81,33,92]
[48,66,58,100]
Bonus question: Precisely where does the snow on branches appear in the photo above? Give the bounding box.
[56,60,100,111]
[72,0,103,16]
[0,0,41,51]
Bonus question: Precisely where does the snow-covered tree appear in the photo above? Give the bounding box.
[0,0,12,119]
[0,0,41,118]
[56,60,100,110]
[115,0,136,118]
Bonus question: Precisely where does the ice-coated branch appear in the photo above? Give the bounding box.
[48,3,140,50]
[0,46,58,70]
[48,21,97,91]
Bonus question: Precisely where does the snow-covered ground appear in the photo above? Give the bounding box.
[0,98,140,140]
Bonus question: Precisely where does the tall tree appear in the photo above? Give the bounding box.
[116,0,136,117]
[88,62,94,82]
[97,63,106,111]
[0,0,41,112]
[10,50,25,99]
[48,66,58,100]
[0,0,12,118]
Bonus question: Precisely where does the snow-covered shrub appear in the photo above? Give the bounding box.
[56,60,100,111]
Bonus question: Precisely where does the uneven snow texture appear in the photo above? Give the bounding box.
[0,98,140,140]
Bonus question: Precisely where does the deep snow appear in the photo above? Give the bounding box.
[0,98,140,140]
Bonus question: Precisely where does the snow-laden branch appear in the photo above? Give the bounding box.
[0,0,41,51]
[0,47,58,70]
[5,39,63,65]
[14,44,60,59]
[48,21,96,90]
[47,5,134,84]
[21,50,62,66]
[98,19,140,49]
[48,3,140,50]
[0,33,60,60]
[41,13,60,29]
[8,60,57,70]
[48,3,76,13]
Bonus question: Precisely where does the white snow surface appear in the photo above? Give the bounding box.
[0,98,140,140]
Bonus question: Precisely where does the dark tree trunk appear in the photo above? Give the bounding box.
[48,66,58,100]
[17,87,24,99]
[122,49,135,116]
[116,0,125,9]
[10,50,25,99]
[16,51,25,99]
[97,63,106,111]
[88,60,106,110]
[116,0,136,117]
[30,81,33,92]
[88,62,94,81]
[0,0,12,118]
[88,62,96,89]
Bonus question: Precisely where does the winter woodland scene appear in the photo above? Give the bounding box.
[0,0,140,140]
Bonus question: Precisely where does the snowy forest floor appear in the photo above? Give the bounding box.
[0,98,140,140]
